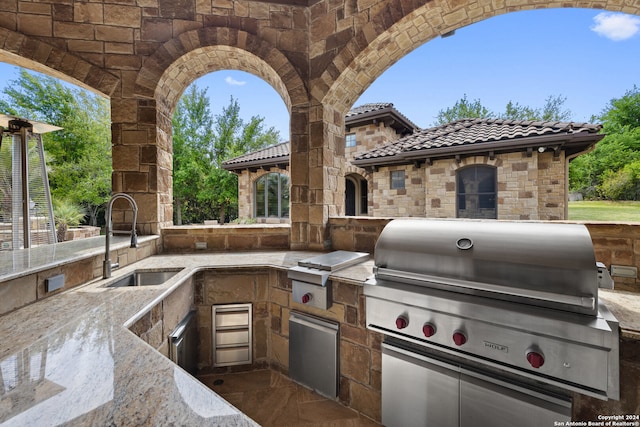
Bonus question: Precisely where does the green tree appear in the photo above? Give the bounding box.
[171,86,280,224]
[0,69,111,225]
[569,86,640,200]
[434,94,494,125]
[172,85,214,225]
[434,94,572,125]
[205,97,280,222]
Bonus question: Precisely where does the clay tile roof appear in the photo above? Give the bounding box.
[345,102,417,135]
[222,141,290,171]
[345,103,395,117]
[352,118,603,167]
[222,103,419,171]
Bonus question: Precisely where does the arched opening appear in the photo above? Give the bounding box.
[325,7,639,221]
[345,173,368,216]
[139,34,306,231]
[170,70,289,225]
[0,62,112,244]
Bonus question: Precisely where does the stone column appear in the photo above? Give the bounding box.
[110,96,172,235]
[290,101,346,250]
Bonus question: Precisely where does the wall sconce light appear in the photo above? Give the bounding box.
[538,147,545,153]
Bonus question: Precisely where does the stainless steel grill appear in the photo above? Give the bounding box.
[364,219,620,427]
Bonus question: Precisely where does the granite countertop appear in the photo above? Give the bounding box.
[0,235,160,282]
[0,250,366,426]
[1,249,638,426]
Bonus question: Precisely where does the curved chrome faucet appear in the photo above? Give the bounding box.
[103,193,138,279]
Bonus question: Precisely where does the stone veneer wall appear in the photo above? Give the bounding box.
[130,276,195,358]
[194,267,383,423]
[162,224,290,253]
[236,168,291,222]
[370,151,565,220]
[195,269,272,372]
[0,237,159,316]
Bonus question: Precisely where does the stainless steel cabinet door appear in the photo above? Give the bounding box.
[460,373,571,427]
[382,344,460,427]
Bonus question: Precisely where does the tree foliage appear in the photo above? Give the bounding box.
[569,86,640,200]
[434,94,572,125]
[0,70,111,225]
[172,85,280,224]
[434,95,493,125]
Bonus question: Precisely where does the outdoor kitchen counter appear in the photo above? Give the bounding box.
[0,251,374,427]
[600,289,640,339]
[1,250,637,426]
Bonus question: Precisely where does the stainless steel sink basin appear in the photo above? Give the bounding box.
[107,269,181,287]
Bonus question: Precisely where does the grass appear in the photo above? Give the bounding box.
[568,200,640,222]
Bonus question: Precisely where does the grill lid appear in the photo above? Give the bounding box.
[372,219,603,315]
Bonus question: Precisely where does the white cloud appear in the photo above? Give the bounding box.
[225,76,246,86]
[591,12,640,41]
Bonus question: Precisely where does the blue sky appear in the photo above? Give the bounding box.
[1,8,639,140]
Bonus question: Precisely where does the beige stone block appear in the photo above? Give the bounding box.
[350,381,381,421]
[205,274,257,304]
[53,21,94,39]
[95,25,134,43]
[270,331,289,368]
[270,287,290,307]
[105,42,134,54]
[67,40,103,53]
[74,3,104,24]
[112,145,140,171]
[145,320,165,351]
[104,4,141,28]
[0,275,37,315]
[254,318,269,360]
[163,280,194,335]
[18,14,52,37]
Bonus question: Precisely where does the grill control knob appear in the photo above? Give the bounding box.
[422,323,436,338]
[301,293,312,304]
[395,316,409,329]
[452,331,467,346]
[526,351,545,369]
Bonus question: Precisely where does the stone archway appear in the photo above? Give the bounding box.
[0,28,119,98]
[116,27,309,235]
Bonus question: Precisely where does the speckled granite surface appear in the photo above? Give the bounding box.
[0,246,637,426]
[0,235,159,281]
[0,251,326,427]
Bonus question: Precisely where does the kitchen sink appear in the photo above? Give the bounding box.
[107,269,181,287]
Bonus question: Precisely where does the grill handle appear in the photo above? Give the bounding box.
[374,267,596,311]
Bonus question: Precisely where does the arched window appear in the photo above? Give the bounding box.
[456,166,497,219]
[345,174,368,216]
[254,173,290,218]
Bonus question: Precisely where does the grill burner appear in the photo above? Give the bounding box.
[365,219,619,401]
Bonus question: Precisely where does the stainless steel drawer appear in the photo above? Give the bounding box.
[216,330,250,346]
[215,347,251,365]
[215,311,249,328]
[212,303,253,367]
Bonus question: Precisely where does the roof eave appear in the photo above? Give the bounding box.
[346,107,417,134]
[352,132,604,168]
[222,155,290,172]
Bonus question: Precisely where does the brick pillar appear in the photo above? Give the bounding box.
[110,96,172,235]
[290,101,346,250]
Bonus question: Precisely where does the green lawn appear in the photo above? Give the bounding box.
[568,201,640,222]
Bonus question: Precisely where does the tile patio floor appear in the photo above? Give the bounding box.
[198,370,380,427]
